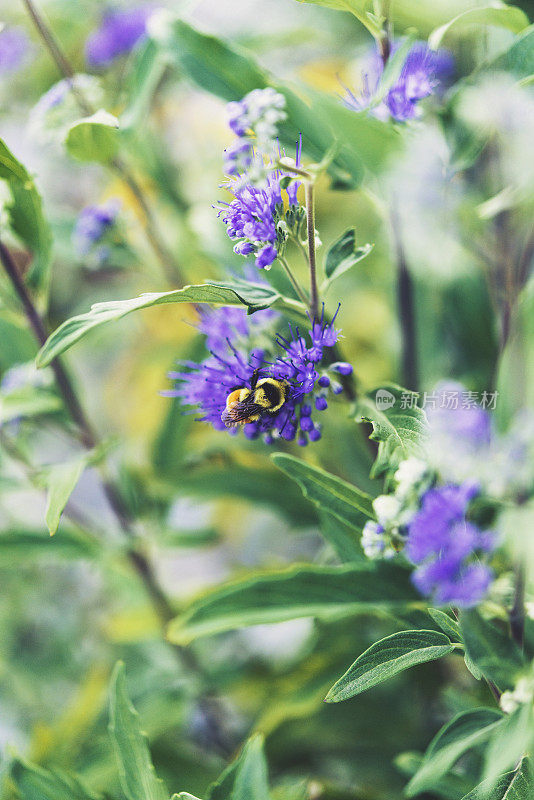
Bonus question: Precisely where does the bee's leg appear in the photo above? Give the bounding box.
[250,368,261,390]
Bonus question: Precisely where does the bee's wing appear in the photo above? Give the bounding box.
[221,396,262,427]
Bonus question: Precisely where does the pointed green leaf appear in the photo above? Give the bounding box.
[405,708,504,797]
[109,662,167,800]
[352,384,428,477]
[173,795,204,800]
[427,609,461,641]
[429,5,529,50]
[294,0,382,35]
[10,758,99,800]
[271,453,375,529]
[167,562,418,645]
[483,704,533,789]
[459,609,525,690]
[461,757,533,799]
[41,457,87,536]
[0,138,53,291]
[322,227,374,287]
[206,735,270,800]
[232,734,270,800]
[36,282,299,368]
[318,511,366,563]
[325,630,454,702]
[65,110,120,164]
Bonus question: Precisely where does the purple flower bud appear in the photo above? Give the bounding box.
[331,362,353,376]
[256,244,278,268]
[318,375,330,388]
[297,432,308,446]
[309,427,322,442]
[300,415,314,432]
[315,396,328,411]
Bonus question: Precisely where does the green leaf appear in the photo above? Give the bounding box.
[0,138,53,291]
[232,734,270,800]
[65,110,120,164]
[405,708,504,797]
[461,757,534,799]
[294,0,382,36]
[395,751,472,799]
[325,630,454,702]
[428,608,481,679]
[352,383,428,477]
[41,457,88,536]
[487,24,534,79]
[427,609,461,641]
[167,562,418,645]
[318,511,366,563]
[122,38,167,131]
[152,19,397,186]
[483,704,533,789]
[271,453,375,530]
[173,795,204,800]
[36,282,294,368]
[0,386,62,424]
[10,758,99,800]
[108,661,167,800]
[207,735,270,800]
[322,227,374,287]
[0,528,98,561]
[459,609,525,690]
[177,463,318,527]
[429,5,529,50]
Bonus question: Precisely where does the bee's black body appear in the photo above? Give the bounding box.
[221,370,289,427]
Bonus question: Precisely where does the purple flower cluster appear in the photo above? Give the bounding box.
[406,482,494,607]
[344,41,454,122]
[219,139,303,269]
[85,5,155,68]
[72,199,120,262]
[164,304,352,446]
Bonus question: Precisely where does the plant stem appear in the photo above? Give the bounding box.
[378,0,392,67]
[21,0,184,287]
[278,255,309,307]
[510,561,526,649]
[305,181,319,320]
[0,240,233,756]
[389,202,419,391]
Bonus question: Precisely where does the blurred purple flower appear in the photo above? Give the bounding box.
[344,40,454,122]
[85,6,155,68]
[406,482,494,607]
[427,380,492,446]
[72,199,120,259]
[0,27,32,74]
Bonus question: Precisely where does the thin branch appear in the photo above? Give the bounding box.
[305,181,319,321]
[389,203,419,392]
[278,255,309,307]
[21,0,184,287]
[510,559,526,650]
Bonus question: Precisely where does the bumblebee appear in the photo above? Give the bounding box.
[221,370,289,427]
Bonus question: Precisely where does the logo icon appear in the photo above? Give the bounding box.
[375,389,395,410]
